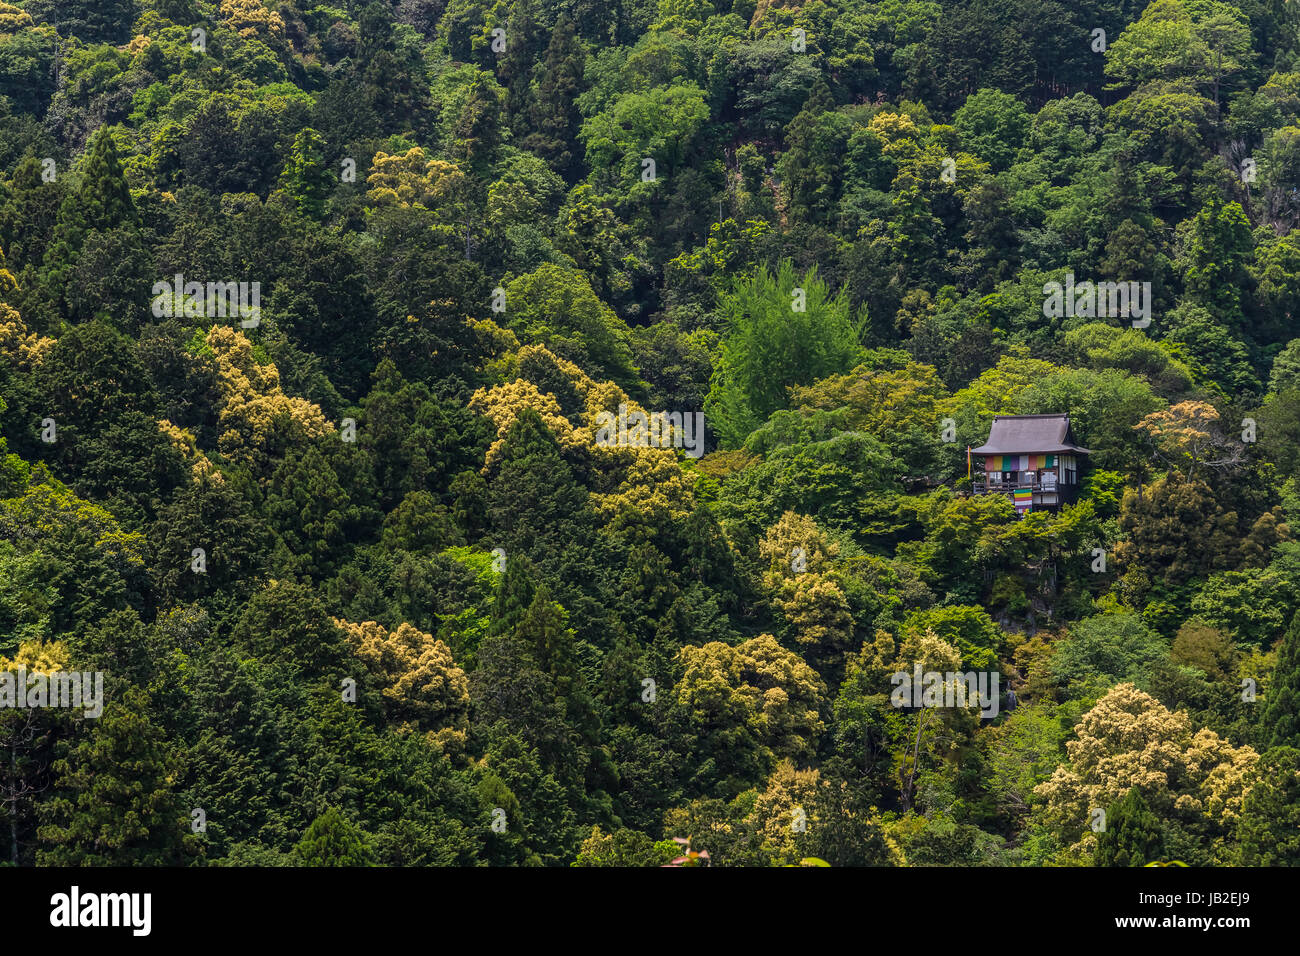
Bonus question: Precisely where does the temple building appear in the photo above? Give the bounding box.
[969,414,1090,514]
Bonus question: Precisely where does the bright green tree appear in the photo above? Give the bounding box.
[954,88,1031,171]
[278,128,332,218]
[706,261,863,446]
[294,807,376,866]
[502,264,641,392]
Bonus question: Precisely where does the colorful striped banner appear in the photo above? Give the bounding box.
[997,454,1057,470]
[1013,488,1033,514]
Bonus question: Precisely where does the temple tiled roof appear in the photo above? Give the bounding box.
[970,414,1091,455]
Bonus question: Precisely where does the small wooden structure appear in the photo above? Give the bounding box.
[969,414,1089,514]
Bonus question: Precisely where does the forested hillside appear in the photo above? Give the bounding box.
[1,0,1299,867]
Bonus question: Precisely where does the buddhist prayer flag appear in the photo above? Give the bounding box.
[1013,488,1033,514]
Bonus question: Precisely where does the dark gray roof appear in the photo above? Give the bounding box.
[970,414,1091,455]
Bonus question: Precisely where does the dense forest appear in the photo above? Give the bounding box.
[1,0,1299,868]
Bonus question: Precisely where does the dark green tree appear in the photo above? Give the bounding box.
[37,689,198,865]
[1236,747,1300,865]
[1094,788,1164,867]
[41,129,140,318]
[1260,611,1300,750]
[523,16,586,181]
[265,444,356,581]
[24,0,135,45]
[149,472,271,606]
